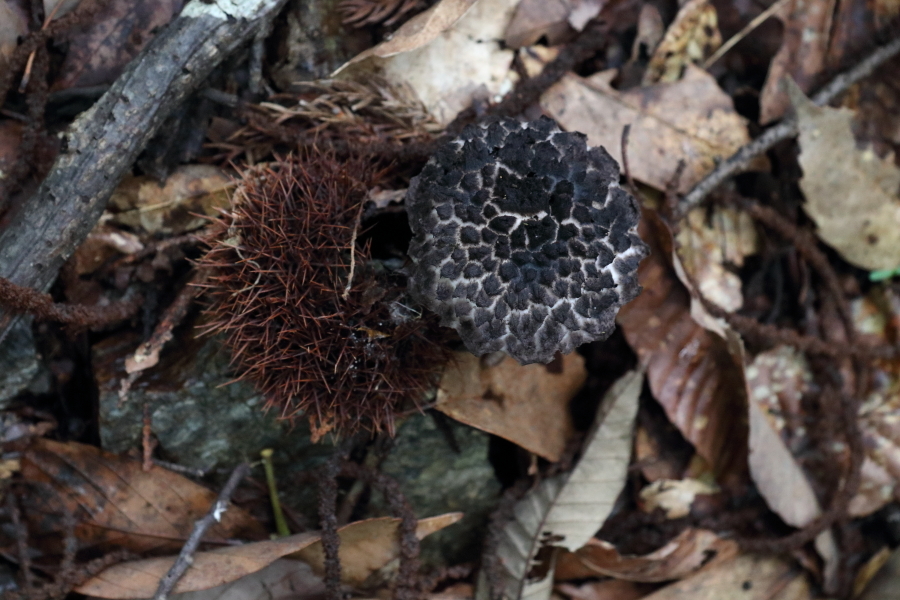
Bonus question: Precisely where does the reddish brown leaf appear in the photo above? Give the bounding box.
[617,211,748,483]
[53,0,183,90]
[556,528,738,583]
[18,439,265,554]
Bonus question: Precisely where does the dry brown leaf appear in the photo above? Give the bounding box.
[68,224,144,277]
[675,206,758,312]
[617,211,749,482]
[108,165,231,235]
[790,82,900,271]
[639,554,811,600]
[53,0,183,90]
[503,0,603,49]
[335,0,517,125]
[748,397,839,587]
[539,64,752,194]
[291,514,463,586]
[435,351,585,461]
[76,533,322,599]
[0,1,28,61]
[758,0,834,124]
[20,438,265,554]
[165,559,325,600]
[556,529,738,583]
[638,479,719,519]
[643,0,721,84]
[555,579,656,600]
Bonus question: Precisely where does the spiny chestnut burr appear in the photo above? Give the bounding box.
[198,152,446,440]
[406,117,649,365]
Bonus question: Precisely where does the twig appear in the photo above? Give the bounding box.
[703,0,791,69]
[0,277,142,328]
[342,200,366,300]
[680,34,900,214]
[152,462,251,600]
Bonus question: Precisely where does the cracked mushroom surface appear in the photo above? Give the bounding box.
[406,117,649,364]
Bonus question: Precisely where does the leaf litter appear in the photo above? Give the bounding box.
[4,0,900,598]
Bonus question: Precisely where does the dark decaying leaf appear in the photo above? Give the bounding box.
[17,439,265,554]
[617,210,749,484]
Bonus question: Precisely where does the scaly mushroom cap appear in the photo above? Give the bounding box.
[406,117,648,364]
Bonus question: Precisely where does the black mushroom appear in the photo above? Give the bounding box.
[406,117,649,365]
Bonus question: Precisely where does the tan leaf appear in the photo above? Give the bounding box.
[0,1,28,60]
[617,211,749,482]
[539,65,752,194]
[790,82,900,271]
[291,514,463,586]
[165,559,325,600]
[20,439,265,554]
[109,165,232,235]
[555,579,656,600]
[758,0,834,124]
[643,0,721,84]
[675,206,758,312]
[858,546,900,600]
[436,351,585,461]
[503,0,603,49]
[76,533,322,599]
[483,370,642,600]
[335,0,517,125]
[639,554,811,600]
[556,528,738,583]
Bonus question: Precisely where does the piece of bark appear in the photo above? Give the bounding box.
[0,0,289,344]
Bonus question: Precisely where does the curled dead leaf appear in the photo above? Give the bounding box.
[556,528,738,583]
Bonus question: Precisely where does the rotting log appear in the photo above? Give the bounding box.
[0,0,289,344]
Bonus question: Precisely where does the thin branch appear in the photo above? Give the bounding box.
[680,34,900,214]
[152,462,251,600]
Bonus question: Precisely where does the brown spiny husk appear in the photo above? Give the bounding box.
[197,151,446,439]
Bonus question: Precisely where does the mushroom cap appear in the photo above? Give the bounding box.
[406,117,649,364]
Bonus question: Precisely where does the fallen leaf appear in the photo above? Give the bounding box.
[748,389,839,589]
[639,479,719,519]
[555,579,656,600]
[503,0,603,49]
[858,546,900,600]
[539,64,752,194]
[20,439,265,554]
[617,211,749,483]
[639,554,811,600]
[758,0,834,124]
[643,0,721,84]
[53,0,184,90]
[76,533,322,599]
[0,1,28,61]
[556,528,738,582]
[436,351,586,462]
[675,206,758,312]
[68,224,144,277]
[790,82,900,271]
[166,559,325,600]
[109,165,232,235]
[484,369,642,600]
[292,513,463,586]
[336,0,517,125]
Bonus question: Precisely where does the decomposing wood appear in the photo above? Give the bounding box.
[0,0,290,345]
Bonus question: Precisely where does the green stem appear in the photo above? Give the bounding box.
[261,448,290,537]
